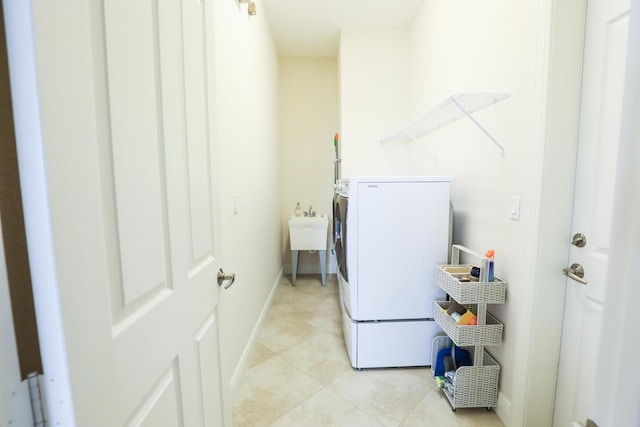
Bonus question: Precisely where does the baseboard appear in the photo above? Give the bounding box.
[229,268,283,400]
[496,392,512,425]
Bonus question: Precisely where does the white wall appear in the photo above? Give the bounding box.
[279,58,338,276]
[339,29,412,178]
[338,1,560,424]
[211,0,283,396]
[406,1,543,415]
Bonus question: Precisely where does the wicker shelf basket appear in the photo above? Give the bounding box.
[435,264,506,304]
[434,301,503,347]
[431,335,500,410]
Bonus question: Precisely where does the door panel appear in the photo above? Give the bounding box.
[554,0,630,424]
[126,361,183,427]
[183,0,215,265]
[105,0,172,306]
[580,6,629,305]
[195,312,225,426]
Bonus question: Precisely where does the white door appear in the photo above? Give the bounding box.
[553,0,631,425]
[5,0,229,425]
[0,219,34,427]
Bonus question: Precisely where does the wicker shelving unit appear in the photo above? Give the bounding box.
[431,245,506,411]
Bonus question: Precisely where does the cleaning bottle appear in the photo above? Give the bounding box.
[458,310,478,325]
[485,249,495,282]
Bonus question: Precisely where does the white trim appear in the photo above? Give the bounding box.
[511,0,587,425]
[509,0,554,423]
[495,392,512,423]
[3,0,76,424]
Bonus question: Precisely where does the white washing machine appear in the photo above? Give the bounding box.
[333,176,452,368]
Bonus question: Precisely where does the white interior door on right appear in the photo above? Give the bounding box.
[553,0,631,425]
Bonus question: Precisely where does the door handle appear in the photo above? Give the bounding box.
[217,269,236,289]
[571,233,587,247]
[562,263,587,285]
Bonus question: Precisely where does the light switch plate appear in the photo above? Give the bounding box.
[510,196,521,220]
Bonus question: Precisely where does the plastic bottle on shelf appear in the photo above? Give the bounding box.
[485,249,495,282]
[459,310,477,325]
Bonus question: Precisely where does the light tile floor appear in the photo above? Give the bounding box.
[232,275,505,427]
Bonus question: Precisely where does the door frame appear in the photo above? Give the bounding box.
[0,218,34,427]
[515,0,639,425]
[511,0,586,424]
[3,0,76,424]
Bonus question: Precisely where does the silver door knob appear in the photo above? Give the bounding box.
[217,269,236,289]
[571,233,587,247]
[562,263,587,285]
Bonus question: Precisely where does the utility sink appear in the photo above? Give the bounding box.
[288,214,328,250]
[289,214,328,286]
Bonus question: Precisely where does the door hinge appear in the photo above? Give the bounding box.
[27,372,45,427]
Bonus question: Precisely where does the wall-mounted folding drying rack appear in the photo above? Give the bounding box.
[380,93,511,157]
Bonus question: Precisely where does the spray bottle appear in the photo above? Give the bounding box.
[485,249,495,282]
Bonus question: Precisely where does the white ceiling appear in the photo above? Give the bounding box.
[260,0,425,58]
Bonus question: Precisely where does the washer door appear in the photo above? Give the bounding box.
[333,194,348,282]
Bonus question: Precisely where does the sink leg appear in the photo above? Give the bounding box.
[291,250,299,286]
[319,250,326,287]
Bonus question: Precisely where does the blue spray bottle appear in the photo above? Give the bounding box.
[485,249,495,282]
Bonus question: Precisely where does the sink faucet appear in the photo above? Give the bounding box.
[308,205,314,217]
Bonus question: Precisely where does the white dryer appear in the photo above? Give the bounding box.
[333,176,452,368]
